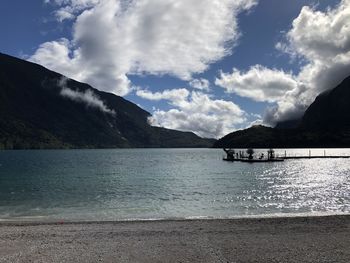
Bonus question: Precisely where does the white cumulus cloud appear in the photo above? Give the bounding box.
[136,88,190,104]
[189,78,210,91]
[217,0,350,125]
[215,65,297,103]
[137,88,246,138]
[32,0,257,96]
[45,0,99,21]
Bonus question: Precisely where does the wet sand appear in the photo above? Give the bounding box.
[0,215,349,262]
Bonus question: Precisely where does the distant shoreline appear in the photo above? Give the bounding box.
[1,214,349,262]
[0,147,215,150]
[2,147,350,151]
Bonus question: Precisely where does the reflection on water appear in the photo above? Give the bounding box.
[0,148,349,220]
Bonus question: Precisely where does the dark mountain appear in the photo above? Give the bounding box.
[275,119,301,129]
[213,125,350,148]
[0,53,214,149]
[300,75,350,131]
[214,74,350,148]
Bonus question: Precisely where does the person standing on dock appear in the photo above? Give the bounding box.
[246,148,254,160]
[268,149,275,160]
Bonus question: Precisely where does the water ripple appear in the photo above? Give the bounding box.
[0,148,349,220]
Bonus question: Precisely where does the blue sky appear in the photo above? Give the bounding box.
[1,0,348,138]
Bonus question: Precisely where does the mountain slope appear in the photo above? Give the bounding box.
[214,74,350,148]
[300,75,350,131]
[0,53,214,149]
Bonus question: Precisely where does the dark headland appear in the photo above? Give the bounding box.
[0,53,215,149]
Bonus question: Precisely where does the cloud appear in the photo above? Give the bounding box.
[269,0,350,124]
[54,8,75,21]
[137,88,246,138]
[45,0,99,21]
[136,88,190,104]
[215,65,297,103]
[32,0,257,95]
[286,3,350,62]
[189,78,210,91]
[58,77,115,114]
[217,0,350,125]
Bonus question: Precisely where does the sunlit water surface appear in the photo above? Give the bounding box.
[0,148,349,221]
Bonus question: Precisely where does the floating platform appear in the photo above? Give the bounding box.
[223,158,284,163]
[223,155,350,163]
[241,158,284,163]
[222,148,350,164]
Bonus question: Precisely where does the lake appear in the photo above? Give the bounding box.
[0,148,349,221]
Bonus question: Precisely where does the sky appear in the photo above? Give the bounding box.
[1,0,349,138]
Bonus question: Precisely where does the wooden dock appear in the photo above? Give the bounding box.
[223,155,350,163]
[283,155,350,159]
[223,158,284,163]
[222,148,350,163]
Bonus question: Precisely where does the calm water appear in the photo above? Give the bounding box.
[0,148,349,221]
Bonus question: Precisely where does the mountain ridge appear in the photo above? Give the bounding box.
[0,53,215,149]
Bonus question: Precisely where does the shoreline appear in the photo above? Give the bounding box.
[0,212,349,225]
[1,214,349,262]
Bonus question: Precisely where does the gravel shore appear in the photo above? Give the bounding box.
[0,215,349,262]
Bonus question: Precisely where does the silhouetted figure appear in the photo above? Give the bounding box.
[246,148,254,160]
[223,148,235,161]
[267,149,275,160]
